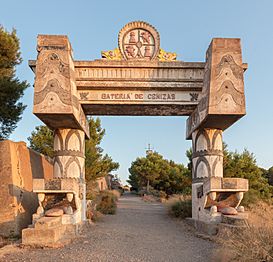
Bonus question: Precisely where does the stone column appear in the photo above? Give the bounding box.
[53,128,86,220]
[191,128,223,220]
[53,128,85,179]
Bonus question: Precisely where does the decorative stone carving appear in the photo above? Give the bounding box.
[33,35,89,137]
[118,21,160,60]
[37,193,45,215]
[186,38,246,139]
[36,52,70,79]
[158,49,177,61]
[100,21,177,62]
[53,128,85,179]
[66,193,74,202]
[101,48,122,60]
[192,128,223,181]
[215,54,244,80]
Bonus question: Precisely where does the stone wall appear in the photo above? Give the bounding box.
[0,140,53,237]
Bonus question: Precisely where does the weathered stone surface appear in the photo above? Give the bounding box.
[45,208,64,217]
[22,226,64,246]
[35,216,62,229]
[0,140,53,237]
[32,35,89,137]
[203,177,249,194]
[186,38,247,139]
[222,214,248,226]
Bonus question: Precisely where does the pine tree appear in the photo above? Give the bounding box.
[28,125,54,157]
[0,26,29,139]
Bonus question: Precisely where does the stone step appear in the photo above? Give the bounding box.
[22,225,66,246]
[222,215,248,227]
[34,216,62,230]
[217,222,249,236]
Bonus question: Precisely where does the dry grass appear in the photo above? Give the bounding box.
[214,201,273,262]
[247,201,273,228]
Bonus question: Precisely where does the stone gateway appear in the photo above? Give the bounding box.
[25,21,249,245]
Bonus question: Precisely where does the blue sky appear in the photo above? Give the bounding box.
[1,0,273,184]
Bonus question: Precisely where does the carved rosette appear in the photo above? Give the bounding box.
[53,128,85,180]
[191,128,223,183]
[118,21,160,61]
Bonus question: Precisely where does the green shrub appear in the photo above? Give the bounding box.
[241,189,260,207]
[96,191,117,215]
[169,199,192,218]
[241,188,273,207]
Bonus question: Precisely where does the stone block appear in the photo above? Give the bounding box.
[35,216,62,229]
[45,208,64,217]
[186,38,247,139]
[222,214,249,226]
[22,226,64,245]
[33,35,89,137]
[203,177,248,194]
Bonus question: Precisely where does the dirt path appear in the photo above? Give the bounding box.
[1,193,216,262]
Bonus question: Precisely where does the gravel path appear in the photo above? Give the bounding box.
[1,193,216,262]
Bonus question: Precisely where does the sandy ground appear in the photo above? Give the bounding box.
[1,193,216,262]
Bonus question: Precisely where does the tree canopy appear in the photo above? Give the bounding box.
[0,26,29,139]
[28,125,54,157]
[85,118,119,181]
[128,144,272,202]
[223,146,273,203]
[128,152,191,194]
[28,118,119,183]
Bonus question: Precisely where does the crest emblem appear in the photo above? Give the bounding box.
[118,21,160,61]
[101,21,176,61]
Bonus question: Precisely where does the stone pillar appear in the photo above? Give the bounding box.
[53,128,86,221]
[53,128,85,179]
[191,128,223,220]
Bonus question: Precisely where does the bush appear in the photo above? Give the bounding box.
[109,189,121,199]
[169,199,192,219]
[89,210,104,222]
[240,189,260,207]
[96,191,117,215]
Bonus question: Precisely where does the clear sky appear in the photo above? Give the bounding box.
[1,0,273,184]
